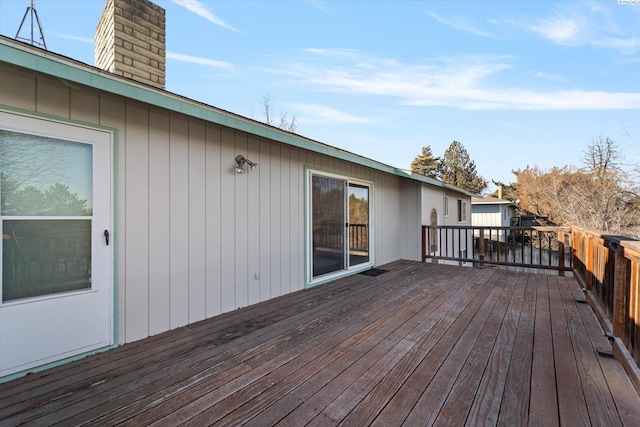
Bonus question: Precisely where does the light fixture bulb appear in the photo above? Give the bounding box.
[234,154,257,173]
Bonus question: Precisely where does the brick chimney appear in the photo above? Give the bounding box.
[95,0,166,88]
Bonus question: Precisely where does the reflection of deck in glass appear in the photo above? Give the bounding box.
[2,220,91,301]
[312,223,370,277]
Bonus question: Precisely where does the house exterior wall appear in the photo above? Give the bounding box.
[420,184,472,265]
[0,63,422,345]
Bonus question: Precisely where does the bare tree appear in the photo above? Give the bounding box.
[582,136,620,179]
[254,94,298,133]
[515,141,640,239]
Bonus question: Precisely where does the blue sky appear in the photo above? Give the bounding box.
[1,0,639,192]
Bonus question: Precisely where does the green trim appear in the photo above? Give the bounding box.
[303,166,309,287]
[305,266,371,289]
[304,167,375,288]
[0,36,476,197]
[0,103,117,135]
[0,343,117,384]
[111,127,119,347]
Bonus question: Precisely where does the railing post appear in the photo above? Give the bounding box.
[422,226,427,262]
[586,235,594,291]
[612,244,628,337]
[478,228,485,266]
[558,230,565,276]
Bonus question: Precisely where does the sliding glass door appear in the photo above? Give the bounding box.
[348,183,369,267]
[309,171,372,282]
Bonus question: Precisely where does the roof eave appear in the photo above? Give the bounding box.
[0,36,467,195]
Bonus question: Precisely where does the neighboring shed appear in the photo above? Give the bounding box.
[471,196,518,228]
[0,0,473,381]
[471,195,518,244]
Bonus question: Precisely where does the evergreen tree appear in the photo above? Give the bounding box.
[440,141,487,194]
[410,146,441,179]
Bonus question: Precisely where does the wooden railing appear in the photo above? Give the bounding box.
[313,223,369,252]
[421,225,572,275]
[571,227,640,388]
[421,224,640,389]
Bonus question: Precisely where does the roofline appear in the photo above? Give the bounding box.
[472,200,514,204]
[0,36,474,196]
[472,197,518,207]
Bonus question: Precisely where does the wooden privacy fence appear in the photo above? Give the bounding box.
[421,225,572,274]
[572,226,640,387]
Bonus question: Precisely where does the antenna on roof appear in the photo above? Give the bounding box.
[15,0,47,50]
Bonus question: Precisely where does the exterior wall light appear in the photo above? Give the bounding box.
[235,154,257,174]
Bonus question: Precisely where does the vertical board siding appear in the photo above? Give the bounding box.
[290,149,304,291]
[247,135,261,306]
[259,140,273,301]
[205,124,222,317]
[124,103,150,342]
[148,109,171,336]
[36,77,70,117]
[220,127,236,312]
[3,73,427,345]
[188,121,207,323]
[0,65,36,111]
[169,115,190,330]
[280,146,292,296]
[70,88,99,124]
[270,144,282,298]
[234,132,249,309]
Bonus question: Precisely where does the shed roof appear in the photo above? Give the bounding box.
[471,196,518,208]
[0,36,478,197]
[472,196,517,207]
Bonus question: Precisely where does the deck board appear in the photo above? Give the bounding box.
[0,260,639,426]
[496,273,537,426]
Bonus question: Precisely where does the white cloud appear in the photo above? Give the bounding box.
[533,72,569,83]
[290,103,373,124]
[525,5,640,53]
[54,33,93,44]
[305,1,338,16]
[167,52,233,70]
[272,50,640,111]
[529,13,585,45]
[171,0,239,32]
[428,11,497,38]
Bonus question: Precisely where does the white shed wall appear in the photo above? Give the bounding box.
[420,184,472,265]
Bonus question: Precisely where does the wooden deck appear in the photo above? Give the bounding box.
[1,260,640,426]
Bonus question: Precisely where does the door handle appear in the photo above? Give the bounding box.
[104,230,110,246]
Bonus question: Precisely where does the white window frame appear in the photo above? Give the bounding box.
[306,169,374,286]
[457,199,467,223]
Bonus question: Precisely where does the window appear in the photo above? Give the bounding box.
[457,199,467,222]
[429,208,438,253]
[444,196,449,217]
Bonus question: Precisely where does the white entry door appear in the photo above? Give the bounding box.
[0,111,113,379]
